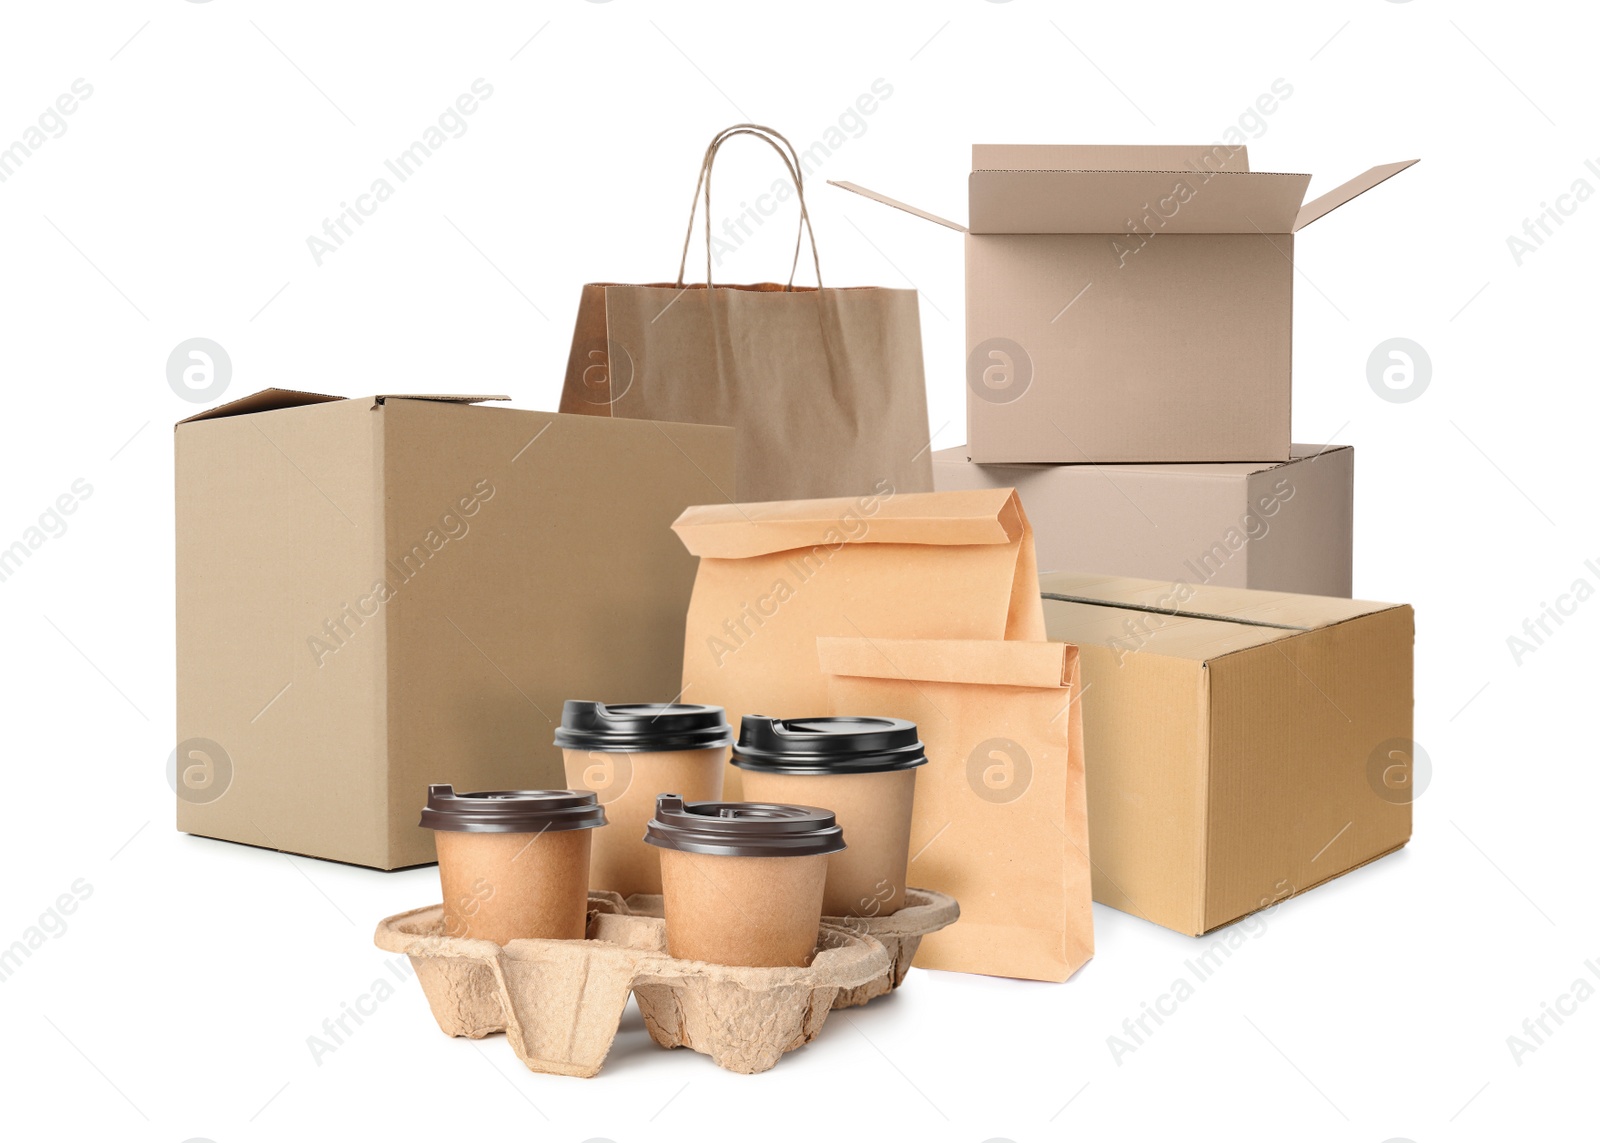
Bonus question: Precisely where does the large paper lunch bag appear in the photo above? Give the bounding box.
[559,124,933,502]
[672,487,1046,798]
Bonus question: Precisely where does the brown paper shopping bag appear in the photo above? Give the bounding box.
[819,637,1093,982]
[558,124,933,502]
[673,487,1045,798]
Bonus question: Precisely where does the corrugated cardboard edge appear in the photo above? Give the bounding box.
[933,442,1351,478]
[371,394,511,408]
[1039,570,1397,631]
[175,389,512,428]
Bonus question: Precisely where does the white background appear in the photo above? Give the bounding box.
[1,1,1594,1140]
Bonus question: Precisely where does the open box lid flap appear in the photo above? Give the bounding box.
[1043,595,1295,661]
[1040,572,1403,636]
[371,394,511,407]
[828,180,968,232]
[175,387,345,426]
[971,143,1251,173]
[967,170,1312,234]
[1294,159,1418,231]
[177,390,511,427]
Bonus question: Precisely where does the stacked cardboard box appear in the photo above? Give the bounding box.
[840,145,1418,932]
[837,144,1415,596]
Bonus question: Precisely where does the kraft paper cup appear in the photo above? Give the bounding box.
[732,716,926,918]
[420,785,605,944]
[645,795,845,968]
[556,701,732,896]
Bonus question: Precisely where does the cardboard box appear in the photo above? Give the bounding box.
[933,444,1353,596]
[175,389,734,869]
[834,146,1416,464]
[1039,572,1414,936]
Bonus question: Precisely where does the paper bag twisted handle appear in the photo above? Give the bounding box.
[675,124,824,292]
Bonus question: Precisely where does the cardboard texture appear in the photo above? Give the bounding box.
[373,890,957,1075]
[618,888,962,1008]
[834,146,1417,463]
[1038,572,1414,936]
[820,638,1092,982]
[673,487,1047,798]
[559,125,933,502]
[933,444,1354,597]
[174,390,734,869]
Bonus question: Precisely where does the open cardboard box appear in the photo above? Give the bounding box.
[835,146,1416,464]
[1039,572,1414,936]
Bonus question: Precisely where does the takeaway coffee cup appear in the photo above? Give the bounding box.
[645,794,845,968]
[732,715,926,918]
[420,785,606,944]
[555,701,733,896]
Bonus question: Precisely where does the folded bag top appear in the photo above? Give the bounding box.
[818,637,1092,984]
[674,487,1047,800]
[671,486,1029,559]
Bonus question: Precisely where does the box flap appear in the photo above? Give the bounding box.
[972,144,1250,173]
[1040,572,1400,632]
[175,387,344,426]
[1043,596,1296,662]
[967,170,1310,234]
[934,443,1347,478]
[817,636,1074,689]
[828,180,967,232]
[673,488,1023,559]
[1293,159,1418,232]
[371,394,511,406]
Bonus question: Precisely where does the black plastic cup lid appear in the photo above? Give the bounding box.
[644,794,846,857]
[419,784,607,833]
[731,715,927,775]
[554,700,733,753]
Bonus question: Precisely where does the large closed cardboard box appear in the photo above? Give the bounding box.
[1039,572,1414,935]
[835,145,1414,463]
[934,444,1353,596]
[174,389,733,869]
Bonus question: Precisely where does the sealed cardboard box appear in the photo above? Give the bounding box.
[175,389,734,869]
[1039,572,1414,936]
[834,146,1415,463]
[933,444,1353,596]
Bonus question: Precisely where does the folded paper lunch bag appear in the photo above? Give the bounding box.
[673,487,1046,797]
[820,637,1093,983]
